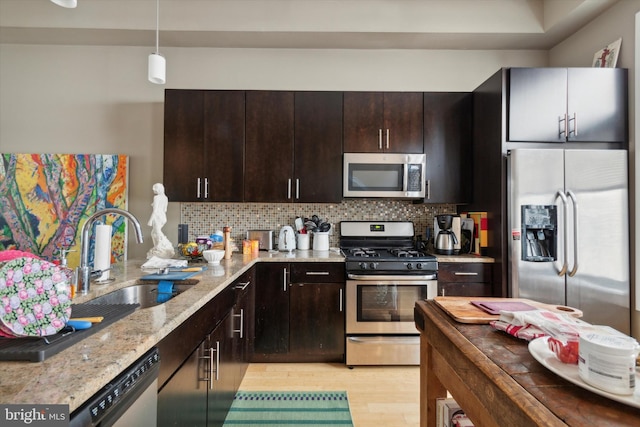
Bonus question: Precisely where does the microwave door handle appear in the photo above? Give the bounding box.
[403,165,409,193]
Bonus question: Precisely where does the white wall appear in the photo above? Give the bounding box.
[0,44,547,260]
[550,0,639,337]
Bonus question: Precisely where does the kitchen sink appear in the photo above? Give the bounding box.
[85,280,198,309]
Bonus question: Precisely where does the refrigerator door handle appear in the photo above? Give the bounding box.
[566,190,579,277]
[555,190,569,277]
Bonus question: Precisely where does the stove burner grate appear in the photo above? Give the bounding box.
[388,248,427,258]
[349,248,380,257]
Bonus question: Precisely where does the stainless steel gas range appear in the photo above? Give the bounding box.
[340,221,438,366]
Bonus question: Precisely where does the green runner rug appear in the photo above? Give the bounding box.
[222,391,354,426]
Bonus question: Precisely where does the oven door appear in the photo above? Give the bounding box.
[346,277,437,334]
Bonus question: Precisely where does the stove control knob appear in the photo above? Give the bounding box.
[369,262,377,270]
[359,262,367,270]
[416,263,423,270]
[406,263,413,270]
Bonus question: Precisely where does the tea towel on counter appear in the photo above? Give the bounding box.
[141,256,188,270]
[0,255,72,337]
[490,308,589,341]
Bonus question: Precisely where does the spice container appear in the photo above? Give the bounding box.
[242,240,252,255]
[578,329,639,395]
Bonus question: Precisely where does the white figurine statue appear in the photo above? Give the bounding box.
[147,183,175,259]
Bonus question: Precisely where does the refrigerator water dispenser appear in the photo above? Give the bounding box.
[521,205,557,262]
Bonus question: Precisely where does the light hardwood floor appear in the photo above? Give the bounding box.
[238,363,420,427]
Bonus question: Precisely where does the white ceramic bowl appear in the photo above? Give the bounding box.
[203,249,225,265]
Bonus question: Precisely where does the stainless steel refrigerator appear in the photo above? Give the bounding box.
[507,149,630,334]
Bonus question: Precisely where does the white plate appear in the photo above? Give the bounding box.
[528,336,640,408]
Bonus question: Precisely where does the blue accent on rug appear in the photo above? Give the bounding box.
[223,391,354,426]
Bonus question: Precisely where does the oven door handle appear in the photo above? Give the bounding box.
[347,273,437,281]
[347,336,420,345]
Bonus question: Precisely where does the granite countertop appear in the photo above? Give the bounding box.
[0,250,344,412]
[431,254,495,263]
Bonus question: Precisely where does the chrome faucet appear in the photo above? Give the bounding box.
[77,208,144,295]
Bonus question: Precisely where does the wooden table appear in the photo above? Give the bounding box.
[414,300,640,427]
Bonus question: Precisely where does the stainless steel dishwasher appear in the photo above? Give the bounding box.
[70,347,160,427]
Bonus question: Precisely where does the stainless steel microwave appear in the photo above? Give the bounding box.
[343,153,426,199]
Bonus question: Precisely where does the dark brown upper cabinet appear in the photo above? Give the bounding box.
[163,90,245,202]
[508,68,628,143]
[244,91,295,202]
[244,91,343,203]
[163,89,204,202]
[423,92,473,204]
[294,91,343,203]
[343,92,423,153]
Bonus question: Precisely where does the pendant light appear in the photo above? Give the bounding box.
[51,0,77,8]
[148,0,166,84]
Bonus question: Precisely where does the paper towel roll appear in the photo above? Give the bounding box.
[94,224,112,281]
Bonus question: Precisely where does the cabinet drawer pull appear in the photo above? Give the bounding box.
[305,271,330,276]
[283,267,288,291]
[235,280,251,290]
[212,341,220,385]
[198,344,210,385]
[378,129,383,150]
[233,309,244,338]
[453,272,479,276]
[339,289,343,312]
[386,129,390,149]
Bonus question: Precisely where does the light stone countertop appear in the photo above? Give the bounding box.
[431,254,495,263]
[0,250,344,412]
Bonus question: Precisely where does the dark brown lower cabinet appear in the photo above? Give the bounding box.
[252,262,345,362]
[253,263,290,357]
[157,274,247,427]
[157,337,207,426]
[206,313,235,427]
[289,282,344,358]
[437,262,493,297]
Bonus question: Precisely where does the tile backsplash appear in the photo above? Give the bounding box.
[181,199,456,247]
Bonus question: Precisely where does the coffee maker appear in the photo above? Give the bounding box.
[434,214,460,255]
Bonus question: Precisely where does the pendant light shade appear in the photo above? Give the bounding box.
[148,0,166,84]
[148,53,166,85]
[51,0,77,8]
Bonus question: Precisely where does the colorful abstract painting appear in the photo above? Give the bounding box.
[0,154,128,268]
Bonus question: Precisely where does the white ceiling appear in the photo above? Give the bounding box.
[0,0,621,50]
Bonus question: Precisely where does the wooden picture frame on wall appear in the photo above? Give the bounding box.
[592,38,622,68]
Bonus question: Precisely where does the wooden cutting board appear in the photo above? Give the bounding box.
[434,296,583,324]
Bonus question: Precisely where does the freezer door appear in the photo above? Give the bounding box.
[508,149,566,304]
[564,150,629,333]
